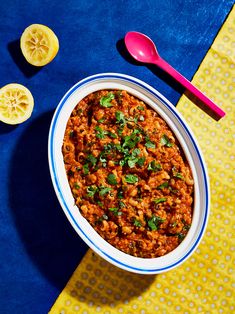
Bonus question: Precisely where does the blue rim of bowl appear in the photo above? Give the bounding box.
[49,73,209,273]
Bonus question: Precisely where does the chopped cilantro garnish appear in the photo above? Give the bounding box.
[83,163,89,175]
[99,154,107,164]
[99,186,112,196]
[174,172,184,179]
[161,134,173,147]
[145,139,156,149]
[95,126,108,139]
[178,233,185,242]
[169,186,179,194]
[109,207,122,216]
[107,173,117,185]
[100,93,115,108]
[127,159,138,168]
[147,160,161,172]
[86,186,98,197]
[126,116,138,124]
[119,201,125,208]
[133,219,142,227]
[153,197,167,204]
[147,216,165,231]
[119,159,125,167]
[108,131,117,139]
[183,224,191,231]
[97,201,103,207]
[157,181,169,190]
[172,167,184,179]
[86,154,97,166]
[119,147,143,169]
[122,129,141,149]
[125,174,138,184]
[115,111,126,125]
[109,207,118,212]
[97,118,105,123]
[117,127,124,136]
[137,105,144,110]
[137,157,145,167]
[74,183,80,189]
[117,188,124,199]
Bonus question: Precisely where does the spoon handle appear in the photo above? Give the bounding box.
[155,57,225,118]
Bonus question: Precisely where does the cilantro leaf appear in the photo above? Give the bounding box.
[115,111,126,125]
[127,158,138,168]
[100,93,115,108]
[83,163,89,175]
[125,174,138,184]
[86,154,97,166]
[137,157,146,167]
[117,188,124,199]
[122,129,141,149]
[107,131,117,139]
[109,207,122,216]
[119,201,125,208]
[178,233,186,242]
[97,201,103,207]
[157,181,169,190]
[147,160,162,171]
[86,186,98,197]
[145,140,156,149]
[161,134,173,147]
[74,183,80,189]
[107,173,117,185]
[137,106,144,110]
[133,219,142,227]
[99,186,112,196]
[95,126,108,139]
[99,154,107,164]
[172,166,184,179]
[109,207,118,212]
[153,197,167,204]
[132,148,141,156]
[147,216,165,231]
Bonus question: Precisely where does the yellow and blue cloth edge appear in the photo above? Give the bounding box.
[50,5,235,314]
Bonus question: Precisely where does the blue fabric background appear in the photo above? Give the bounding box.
[0,1,234,313]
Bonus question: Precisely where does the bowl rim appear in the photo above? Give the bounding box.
[48,72,210,274]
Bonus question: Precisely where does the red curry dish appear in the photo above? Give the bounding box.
[62,90,194,258]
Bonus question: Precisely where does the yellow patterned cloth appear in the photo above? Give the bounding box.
[50,6,235,314]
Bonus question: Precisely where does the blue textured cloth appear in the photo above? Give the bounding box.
[0,1,234,313]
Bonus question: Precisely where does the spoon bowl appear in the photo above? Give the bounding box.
[124,31,225,119]
[124,32,160,63]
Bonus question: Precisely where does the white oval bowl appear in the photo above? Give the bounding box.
[48,73,210,274]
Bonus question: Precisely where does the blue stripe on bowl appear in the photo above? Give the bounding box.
[49,73,209,273]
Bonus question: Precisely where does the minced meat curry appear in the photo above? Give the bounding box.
[62,90,194,258]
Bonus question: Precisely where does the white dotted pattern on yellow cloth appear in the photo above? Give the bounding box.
[49,6,235,314]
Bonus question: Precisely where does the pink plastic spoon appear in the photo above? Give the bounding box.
[125,31,225,119]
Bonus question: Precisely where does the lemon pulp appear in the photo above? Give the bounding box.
[20,24,59,66]
[0,84,34,124]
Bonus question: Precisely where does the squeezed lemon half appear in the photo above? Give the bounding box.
[0,84,34,124]
[20,24,59,66]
